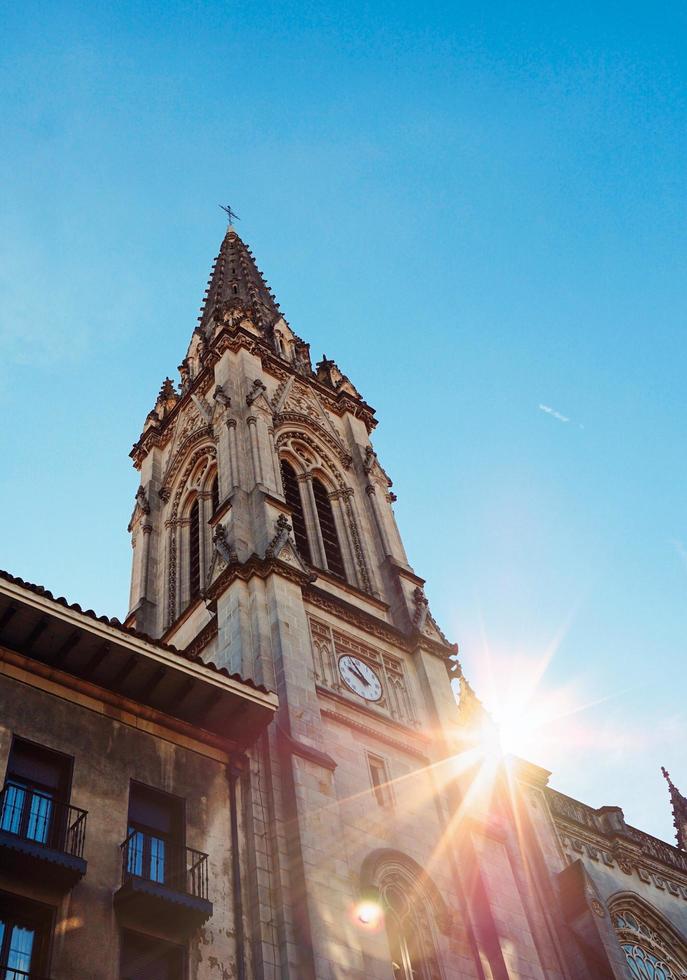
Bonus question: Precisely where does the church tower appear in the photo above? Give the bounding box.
[124,222,566,980]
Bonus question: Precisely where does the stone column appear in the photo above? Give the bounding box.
[138,523,153,603]
[226,417,240,491]
[329,491,357,585]
[247,416,264,487]
[301,474,327,568]
[366,483,392,556]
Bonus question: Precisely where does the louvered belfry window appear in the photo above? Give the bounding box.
[280,460,312,564]
[188,499,201,600]
[312,478,345,578]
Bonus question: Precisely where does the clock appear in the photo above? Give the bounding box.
[338,655,383,702]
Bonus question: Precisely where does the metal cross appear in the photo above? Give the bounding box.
[220,204,240,226]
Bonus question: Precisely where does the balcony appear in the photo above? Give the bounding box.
[114,830,212,932]
[0,782,87,890]
[0,970,53,980]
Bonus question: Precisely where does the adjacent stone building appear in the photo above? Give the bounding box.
[2,221,687,978]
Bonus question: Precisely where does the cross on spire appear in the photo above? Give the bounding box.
[220,204,240,227]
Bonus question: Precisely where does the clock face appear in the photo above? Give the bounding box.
[338,655,383,702]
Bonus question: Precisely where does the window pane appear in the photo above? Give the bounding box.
[312,478,345,578]
[280,461,312,564]
[7,924,35,975]
[127,828,145,877]
[150,836,166,883]
[26,792,52,844]
[1,784,25,835]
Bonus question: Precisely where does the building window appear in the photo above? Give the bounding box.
[280,458,348,578]
[368,754,393,808]
[1,738,72,850]
[125,783,184,889]
[362,860,444,980]
[120,929,185,980]
[210,474,219,516]
[280,460,312,564]
[0,892,53,978]
[612,903,687,980]
[312,478,345,578]
[188,498,201,602]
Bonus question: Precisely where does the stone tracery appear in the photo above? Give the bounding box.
[611,897,687,979]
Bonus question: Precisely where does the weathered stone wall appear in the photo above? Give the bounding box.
[0,669,237,980]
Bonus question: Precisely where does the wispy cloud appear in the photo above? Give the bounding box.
[539,403,570,423]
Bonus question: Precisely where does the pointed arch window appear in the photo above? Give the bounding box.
[360,855,445,980]
[611,902,687,980]
[382,879,442,980]
[280,460,312,565]
[188,499,201,601]
[312,478,345,578]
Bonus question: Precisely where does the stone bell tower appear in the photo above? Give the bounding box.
[124,221,560,980]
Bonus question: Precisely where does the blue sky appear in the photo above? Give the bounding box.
[1,1,686,841]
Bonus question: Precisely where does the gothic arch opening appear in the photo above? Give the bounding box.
[360,850,447,980]
[609,893,687,979]
[279,458,312,564]
[165,448,218,623]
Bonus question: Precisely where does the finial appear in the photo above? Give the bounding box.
[662,765,687,851]
[220,204,240,228]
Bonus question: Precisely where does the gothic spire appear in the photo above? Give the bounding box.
[661,766,687,850]
[198,227,283,336]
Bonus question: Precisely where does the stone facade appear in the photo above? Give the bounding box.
[1,223,687,978]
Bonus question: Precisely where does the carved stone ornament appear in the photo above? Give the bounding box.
[266,514,292,560]
[413,586,429,631]
[246,378,267,406]
[613,844,635,876]
[213,384,231,408]
[135,485,150,515]
[213,523,237,564]
[590,898,606,918]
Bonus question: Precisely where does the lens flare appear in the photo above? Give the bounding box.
[355,900,383,928]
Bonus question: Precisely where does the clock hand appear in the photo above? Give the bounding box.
[350,662,370,686]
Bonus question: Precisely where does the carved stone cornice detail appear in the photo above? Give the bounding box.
[319,703,429,760]
[304,585,453,659]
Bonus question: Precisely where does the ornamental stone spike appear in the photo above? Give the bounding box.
[662,766,687,850]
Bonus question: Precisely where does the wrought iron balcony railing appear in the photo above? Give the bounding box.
[0,781,87,860]
[120,829,209,901]
[0,967,53,979]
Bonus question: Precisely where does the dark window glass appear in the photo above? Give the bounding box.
[120,930,184,980]
[312,478,345,578]
[280,461,311,564]
[0,892,53,978]
[188,499,201,601]
[368,754,392,808]
[125,784,184,890]
[211,475,219,516]
[1,738,72,850]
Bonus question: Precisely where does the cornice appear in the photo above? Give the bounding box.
[304,584,455,659]
[318,697,430,760]
[546,788,687,895]
[204,553,313,602]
